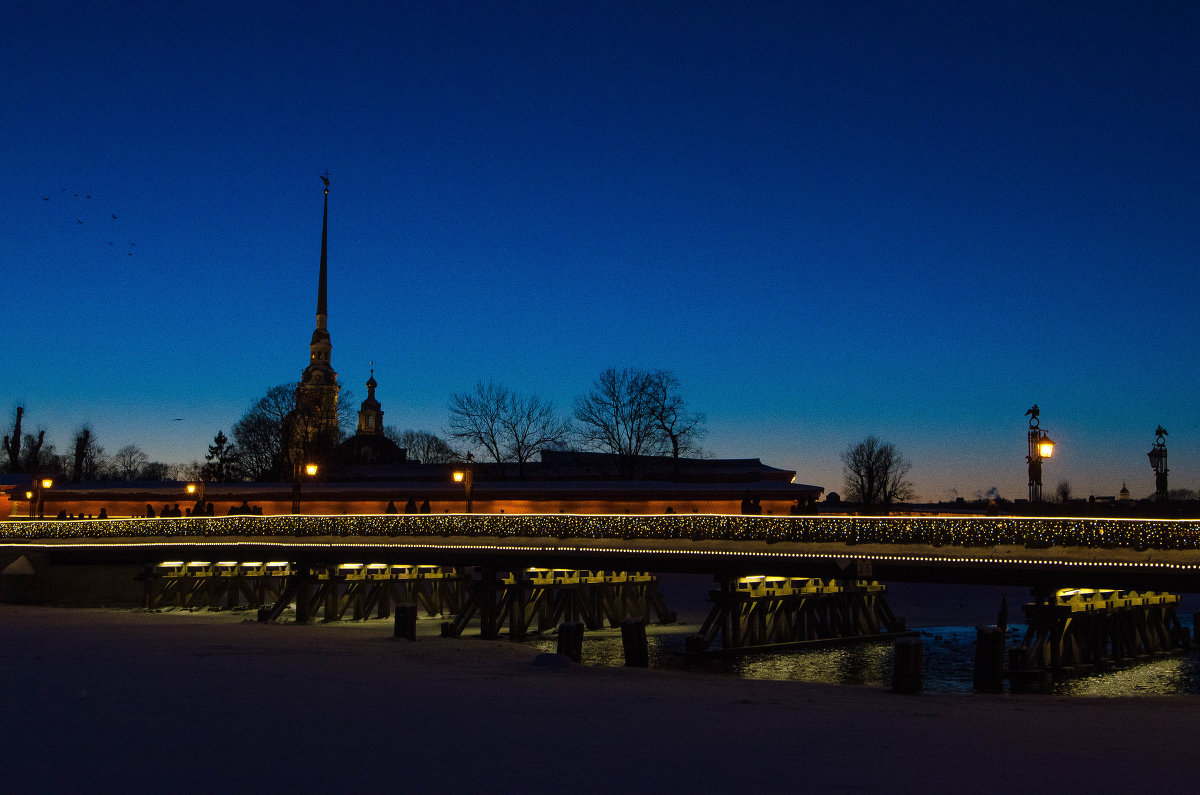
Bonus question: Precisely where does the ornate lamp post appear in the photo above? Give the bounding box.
[1147,426,1168,501]
[1025,405,1055,503]
[452,453,475,514]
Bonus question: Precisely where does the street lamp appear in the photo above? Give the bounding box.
[452,453,474,514]
[1025,405,1055,503]
[30,477,53,518]
[1148,425,1168,501]
[291,462,318,514]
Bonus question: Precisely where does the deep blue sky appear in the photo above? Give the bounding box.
[6,1,1199,500]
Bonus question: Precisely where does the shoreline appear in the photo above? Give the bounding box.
[2,603,1199,790]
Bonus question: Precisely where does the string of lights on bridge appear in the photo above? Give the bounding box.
[3,513,1200,552]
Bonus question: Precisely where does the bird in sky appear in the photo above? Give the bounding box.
[41,196,49,201]
[111,214,118,219]
[172,418,183,422]
[76,219,82,224]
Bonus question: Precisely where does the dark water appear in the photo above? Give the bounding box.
[527,616,1200,696]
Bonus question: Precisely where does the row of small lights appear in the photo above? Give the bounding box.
[3,513,1200,550]
[6,536,1200,572]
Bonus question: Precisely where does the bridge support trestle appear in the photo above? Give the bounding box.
[685,576,907,654]
[1011,588,1189,677]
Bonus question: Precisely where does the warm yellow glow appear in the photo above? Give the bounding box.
[1038,440,1055,458]
[41,479,53,489]
[305,464,318,476]
[24,491,32,499]
[453,471,465,483]
[186,483,197,494]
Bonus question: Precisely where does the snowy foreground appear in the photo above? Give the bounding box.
[2,601,1199,791]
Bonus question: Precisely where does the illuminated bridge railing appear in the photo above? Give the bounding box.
[3,514,1200,552]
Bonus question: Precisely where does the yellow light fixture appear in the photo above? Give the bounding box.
[25,491,33,500]
[1038,436,1055,459]
[453,471,465,483]
[41,478,53,489]
[186,483,197,495]
[305,464,318,476]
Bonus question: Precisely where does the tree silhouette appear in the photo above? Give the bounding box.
[448,382,569,479]
[384,428,460,464]
[573,368,663,478]
[841,436,914,505]
[202,430,241,482]
[3,407,25,473]
[113,444,149,480]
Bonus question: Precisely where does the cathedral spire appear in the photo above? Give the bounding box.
[316,173,329,329]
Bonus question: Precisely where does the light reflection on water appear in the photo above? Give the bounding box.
[526,617,1200,696]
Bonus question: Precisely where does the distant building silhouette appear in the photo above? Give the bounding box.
[338,369,406,466]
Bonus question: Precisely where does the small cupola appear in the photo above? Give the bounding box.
[356,368,384,435]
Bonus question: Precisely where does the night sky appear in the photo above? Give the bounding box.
[6,1,1199,501]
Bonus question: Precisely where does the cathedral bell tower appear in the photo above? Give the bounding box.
[357,369,384,435]
[289,175,341,469]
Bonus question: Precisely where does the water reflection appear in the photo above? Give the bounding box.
[524,619,1200,696]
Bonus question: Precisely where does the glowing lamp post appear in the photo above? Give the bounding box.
[1025,405,1055,503]
[453,453,474,514]
[1147,426,1168,501]
[30,477,53,518]
[291,463,318,514]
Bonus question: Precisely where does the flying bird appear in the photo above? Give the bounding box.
[172,418,183,422]
[111,214,118,219]
[320,174,329,187]
[76,219,83,224]
[41,196,49,201]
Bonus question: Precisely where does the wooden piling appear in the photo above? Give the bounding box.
[394,603,417,640]
[973,626,1006,691]
[557,621,585,662]
[892,636,922,694]
[621,618,649,667]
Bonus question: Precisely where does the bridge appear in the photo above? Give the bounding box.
[3,512,1200,590]
[5,513,1197,667]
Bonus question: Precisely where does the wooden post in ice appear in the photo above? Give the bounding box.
[557,621,585,662]
[621,618,649,667]
[892,636,922,693]
[394,603,417,640]
[973,626,1006,691]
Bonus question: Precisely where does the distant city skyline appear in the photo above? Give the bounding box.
[6,2,1199,501]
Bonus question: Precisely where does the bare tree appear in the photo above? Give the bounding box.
[139,461,171,481]
[448,382,570,478]
[447,381,511,474]
[20,431,51,474]
[643,370,706,472]
[501,393,571,478]
[113,444,149,481]
[71,426,104,482]
[841,436,914,505]
[384,428,461,464]
[3,406,24,473]
[1056,480,1072,503]
[231,385,294,481]
[573,367,664,478]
